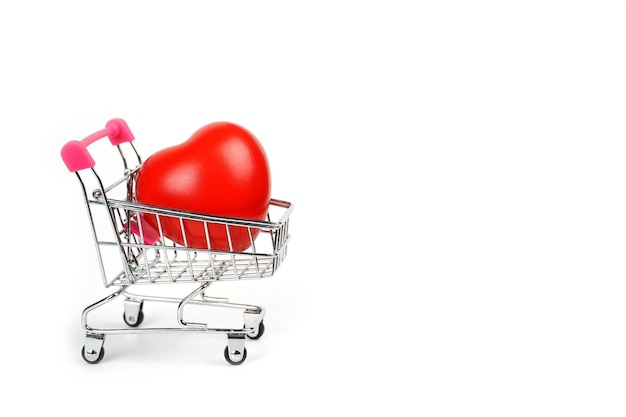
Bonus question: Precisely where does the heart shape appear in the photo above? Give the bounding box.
[135,122,271,252]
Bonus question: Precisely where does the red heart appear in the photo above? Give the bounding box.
[135,122,271,252]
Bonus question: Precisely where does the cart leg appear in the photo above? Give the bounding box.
[82,334,105,364]
[82,286,127,332]
[224,334,247,365]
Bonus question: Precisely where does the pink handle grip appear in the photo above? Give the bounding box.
[61,118,135,172]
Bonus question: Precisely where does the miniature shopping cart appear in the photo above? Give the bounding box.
[61,118,292,365]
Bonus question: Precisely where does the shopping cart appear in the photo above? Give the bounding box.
[60,118,292,365]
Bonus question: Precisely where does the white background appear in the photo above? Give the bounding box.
[1,0,625,415]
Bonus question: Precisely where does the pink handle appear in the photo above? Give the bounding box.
[61,118,135,172]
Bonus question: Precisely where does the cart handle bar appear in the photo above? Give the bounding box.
[61,118,135,172]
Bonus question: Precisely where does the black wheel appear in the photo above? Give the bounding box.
[123,310,144,327]
[224,346,247,365]
[81,345,105,364]
[247,321,265,340]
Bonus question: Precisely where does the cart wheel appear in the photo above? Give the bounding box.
[123,310,144,327]
[224,346,247,365]
[247,320,265,340]
[81,345,105,364]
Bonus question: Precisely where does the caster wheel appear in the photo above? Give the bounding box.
[247,321,265,340]
[81,345,105,364]
[224,346,247,365]
[123,310,144,327]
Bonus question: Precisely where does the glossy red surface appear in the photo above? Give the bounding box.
[135,122,271,251]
